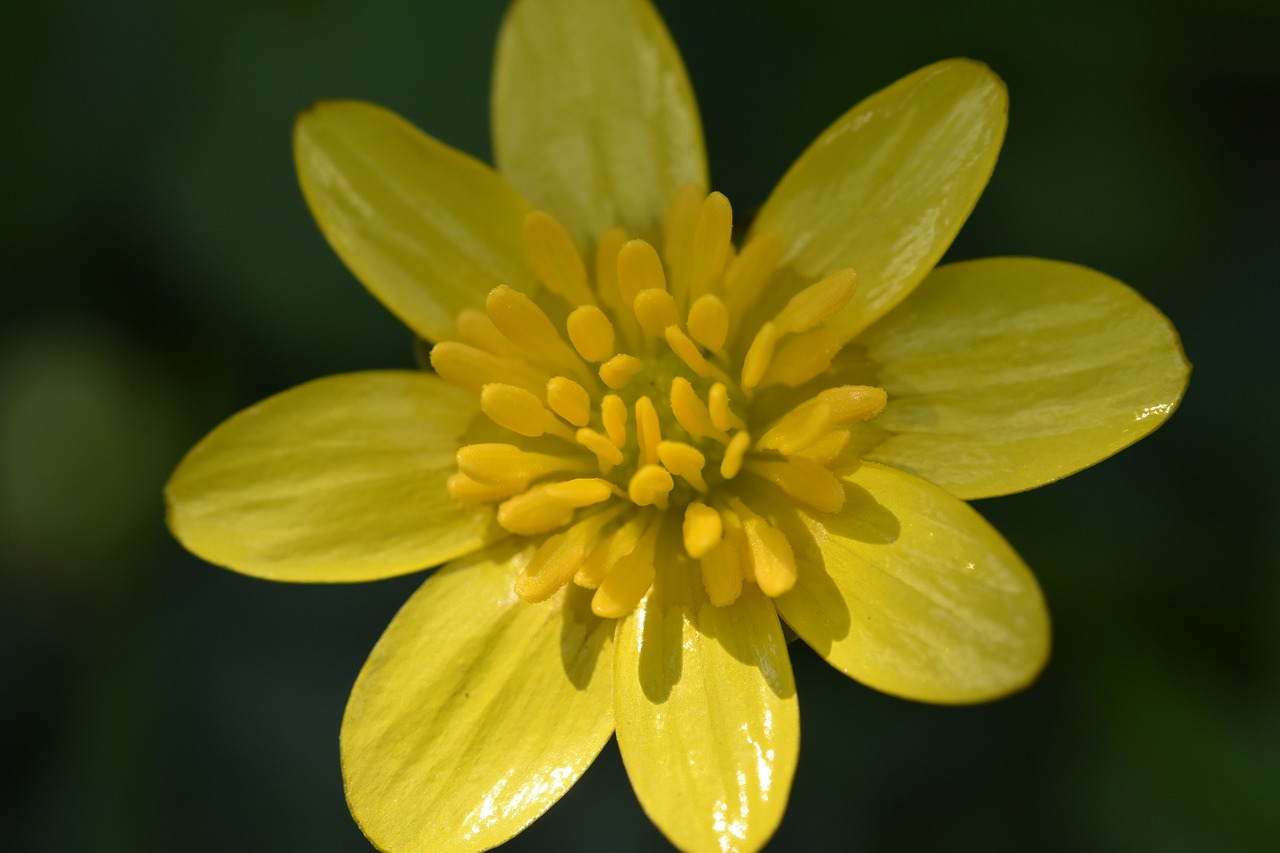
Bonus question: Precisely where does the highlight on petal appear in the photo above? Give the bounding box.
[343,544,614,852]
[493,0,707,245]
[165,372,492,581]
[295,100,537,342]
[752,59,1007,340]
[615,541,798,853]
[857,257,1191,499]
[775,462,1050,704]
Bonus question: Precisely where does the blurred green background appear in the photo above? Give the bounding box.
[3,0,1277,850]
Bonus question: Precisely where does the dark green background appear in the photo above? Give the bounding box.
[3,0,1277,850]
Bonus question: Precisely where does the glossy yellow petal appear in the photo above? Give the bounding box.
[774,462,1049,704]
[166,372,491,581]
[295,100,536,342]
[493,0,707,245]
[752,60,1006,340]
[858,258,1190,499]
[343,545,614,852]
[615,549,798,853]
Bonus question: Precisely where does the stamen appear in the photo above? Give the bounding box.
[497,478,614,535]
[669,377,719,440]
[523,211,594,306]
[741,322,780,391]
[720,508,752,582]
[514,507,620,602]
[576,428,624,472]
[819,385,888,423]
[617,239,667,309]
[566,305,616,363]
[591,514,662,618]
[480,383,575,440]
[664,326,713,377]
[689,192,733,299]
[760,328,842,388]
[429,342,548,395]
[456,443,592,487]
[455,309,519,356]
[699,539,743,607]
[793,429,851,465]
[745,457,846,513]
[594,227,629,317]
[576,511,645,589]
[720,430,752,479]
[634,396,662,465]
[757,401,834,456]
[731,499,797,596]
[775,268,857,334]
[545,377,591,426]
[628,464,674,509]
[682,501,722,558]
[599,353,644,389]
[485,285,580,369]
[708,382,746,432]
[724,230,782,321]
[601,394,627,447]
[446,472,524,503]
[662,184,705,305]
[687,294,729,352]
[657,440,708,492]
[633,289,680,336]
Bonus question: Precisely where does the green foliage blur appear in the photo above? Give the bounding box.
[3,0,1277,850]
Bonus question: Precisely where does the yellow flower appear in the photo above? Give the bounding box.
[165,0,1189,850]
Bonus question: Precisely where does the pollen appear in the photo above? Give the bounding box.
[431,187,887,617]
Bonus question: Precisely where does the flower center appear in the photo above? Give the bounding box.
[432,186,886,617]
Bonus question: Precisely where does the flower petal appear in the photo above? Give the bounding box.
[166,372,492,581]
[343,544,614,852]
[752,59,1006,340]
[774,462,1049,704]
[295,100,537,342]
[493,0,707,245]
[615,550,798,853]
[857,257,1190,499]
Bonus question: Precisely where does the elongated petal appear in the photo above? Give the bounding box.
[295,100,536,342]
[615,549,798,853]
[166,372,491,581]
[752,60,1006,340]
[493,0,706,245]
[775,462,1049,704]
[858,258,1190,499]
[343,545,614,852]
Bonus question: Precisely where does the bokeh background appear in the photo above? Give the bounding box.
[4,0,1277,850]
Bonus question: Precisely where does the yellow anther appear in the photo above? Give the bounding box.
[662,184,705,304]
[633,288,680,336]
[446,471,523,503]
[634,396,662,466]
[657,440,708,492]
[819,385,888,423]
[669,376,716,438]
[776,267,857,334]
[429,342,548,395]
[720,430,751,479]
[566,305,616,363]
[546,376,591,427]
[455,309,518,356]
[757,401,833,456]
[515,508,618,603]
[627,464,674,509]
[682,501,722,558]
[761,328,842,387]
[576,428,624,471]
[485,285,579,368]
[480,383,574,440]
[708,382,746,432]
[745,457,846,514]
[599,353,644,389]
[496,478,613,536]
[591,535,658,618]
[720,508,752,582]
[793,429,851,466]
[456,443,592,486]
[576,511,645,589]
[523,211,593,306]
[741,321,780,391]
[699,539,743,607]
[689,191,733,298]
[664,325,713,377]
[594,227,629,318]
[617,239,666,309]
[742,515,797,597]
[724,230,782,319]
[601,394,627,447]
[687,294,729,352]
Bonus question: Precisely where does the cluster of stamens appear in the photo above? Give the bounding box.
[431,186,886,618]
